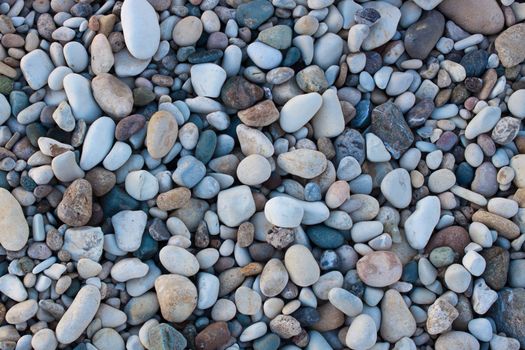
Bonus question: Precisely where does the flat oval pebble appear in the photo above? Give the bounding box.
[0,188,29,251]
[356,251,402,287]
[284,244,320,287]
[121,0,160,60]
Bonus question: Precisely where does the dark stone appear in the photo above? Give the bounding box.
[115,114,146,141]
[194,322,231,350]
[354,8,381,26]
[195,130,217,164]
[10,90,29,117]
[221,76,264,110]
[0,76,13,95]
[402,260,418,283]
[334,128,365,165]
[460,49,489,77]
[471,161,498,197]
[148,218,170,241]
[450,84,470,104]
[425,226,470,256]
[406,99,434,128]
[480,246,509,290]
[404,10,445,60]
[282,47,301,67]
[100,187,141,217]
[70,3,92,17]
[188,49,223,64]
[20,175,37,192]
[148,323,187,350]
[435,131,458,151]
[26,123,47,147]
[306,225,345,249]
[133,87,156,106]
[292,307,321,327]
[249,243,275,262]
[351,99,372,128]
[253,333,280,350]
[133,233,158,260]
[464,77,483,92]
[456,162,474,187]
[370,102,414,159]
[489,288,525,348]
[236,0,274,29]
[364,51,382,75]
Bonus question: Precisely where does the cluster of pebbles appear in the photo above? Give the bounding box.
[1,0,525,349]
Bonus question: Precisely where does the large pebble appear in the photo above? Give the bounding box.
[155,274,197,322]
[405,196,441,249]
[277,149,327,179]
[280,92,322,133]
[217,185,256,227]
[146,111,178,159]
[80,116,115,170]
[357,251,402,287]
[264,196,304,228]
[121,0,160,60]
[20,49,54,90]
[55,285,101,344]
[0,188,29,251]
[380,168,411,208]
[284,244,320,287]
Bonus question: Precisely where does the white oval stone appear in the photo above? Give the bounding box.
[63,73,102,123]
[80,116,115,170]
[264,196,304,228]
[190,63,227,98]
[20,49,54,90]
[381,168,412,208]
[56,285,101,344]
[159,245,199,276]
[0,188,29,251]
[280,92,323,133]
[405,196,441,249]
[121,0,160,60]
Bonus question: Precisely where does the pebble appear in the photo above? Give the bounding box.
[264,196,304,228]
[191,63,226,98]
[346,314,377,350]
[121,0,160,60]
[284,244,320,287]
[380,289,417,343]
[404,196,441,249]
[217,185,256,227]
[20,49,54,90]
[438,0,504,34]
[435,331,480,350]
[155,274,197,322]
[146,111,178,159]
[277,149,327,179]
[279,92,323,133]
[0,188,29,251]
[92,73,133,119]
[495,23,525,68]
[380,168,411,208]
[55,285,101,344]
[508,89,525,118]
[357,251,402,287]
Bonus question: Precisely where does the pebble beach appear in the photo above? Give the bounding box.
[0,0,524,349]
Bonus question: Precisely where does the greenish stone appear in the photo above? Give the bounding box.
[429,246,457,268]
[254,333,281,350]
[0,171,9,189]
[100,187,141,217]
[148,324,187,350]
[133,233,158,260]
[402,260,418,283]
[195,129,217,164]
[133,87,156,106]
[0,76,13,95]
[18,257,34,273]
[20,175,37,192]
[177,46,196,62]
[188,49,223,64]
[188,114,204,129]
[258,25,292,49]
[9,91,28,117]
[26,123,47,147]
[65,278,81,298]
[306,224,345,249]
[282,47,301,67]
[236,0,274,29]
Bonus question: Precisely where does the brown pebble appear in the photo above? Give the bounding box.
[238,100,280,127]
[57,179,93,227]
[108,31,125,52]
[270,315,302,339]
[156,187,191,211]
[115,114,146,141]
[195,322,231,350]
[46,229,63,251]
[98,14,117,36]
[237,222,254,248]
[356,251,402,287]
[312,303,345,332]
[266,227,295,249]
[85,167,116,197]
[472,210,520,239]
[240,262,263,276]
[425,226,470,256]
